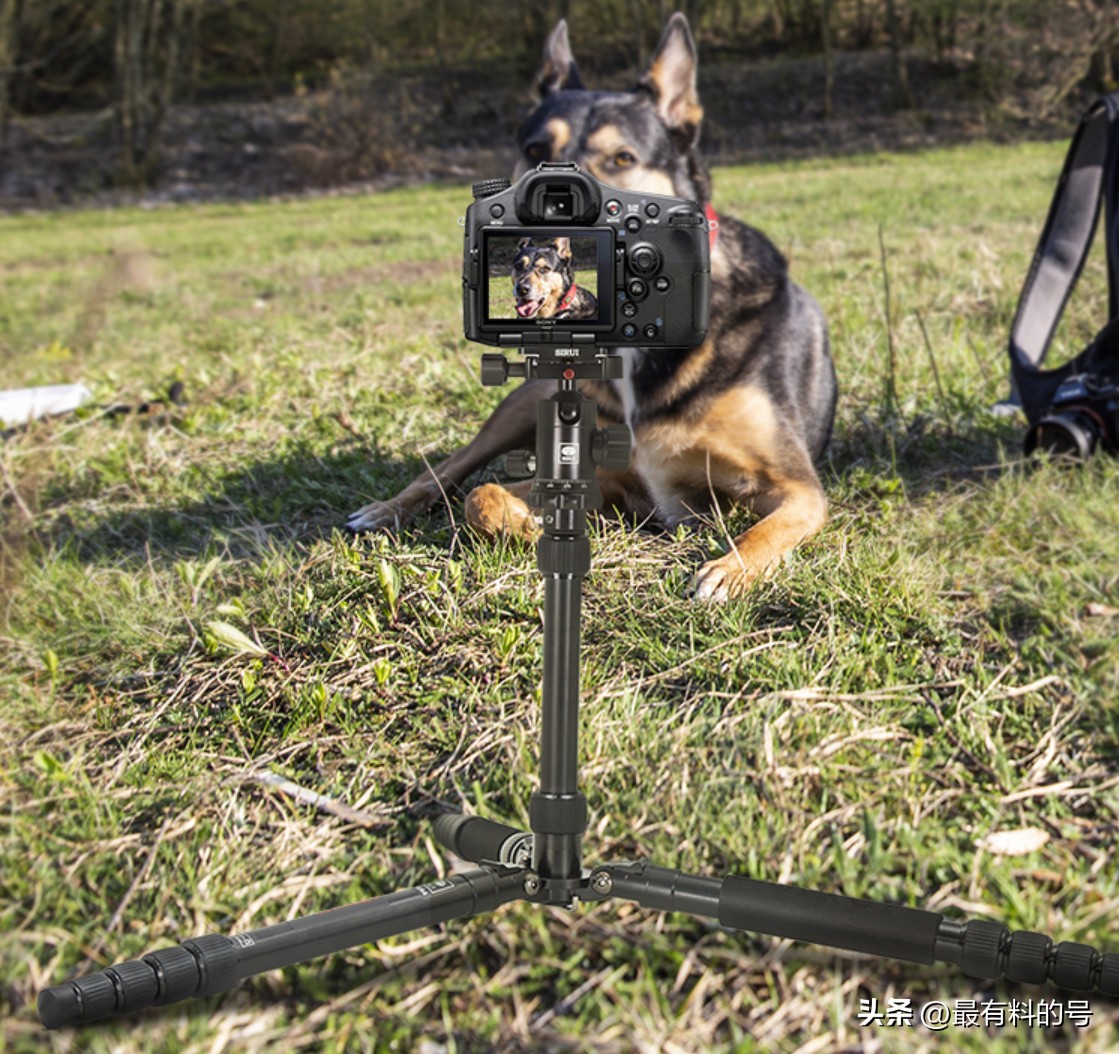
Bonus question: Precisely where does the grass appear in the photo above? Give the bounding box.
[2,140,1118,1053]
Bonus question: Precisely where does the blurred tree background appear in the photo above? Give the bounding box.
[0,0,1116,195]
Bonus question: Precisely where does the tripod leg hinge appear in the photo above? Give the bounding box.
[602,862,721,918]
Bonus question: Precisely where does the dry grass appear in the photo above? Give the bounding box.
[2,142,1119,1052]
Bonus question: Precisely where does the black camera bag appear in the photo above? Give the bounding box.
[1009,90,1119,422]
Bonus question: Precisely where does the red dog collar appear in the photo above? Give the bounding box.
[558,283,578,312]
[706,204,719,250]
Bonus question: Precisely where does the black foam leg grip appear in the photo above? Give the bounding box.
[719,876,943,965]
[432,814,527,865]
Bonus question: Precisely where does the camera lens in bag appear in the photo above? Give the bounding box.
[1024,410,1101,459]
[1022,373,1118,459]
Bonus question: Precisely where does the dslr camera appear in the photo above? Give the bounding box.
[463,163,711,350]
[1024,373,1119,459]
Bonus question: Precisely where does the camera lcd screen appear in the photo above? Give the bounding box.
[482,228,614,329]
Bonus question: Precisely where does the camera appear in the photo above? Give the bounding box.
[463,163,711,349]
[1024,373,1119,459]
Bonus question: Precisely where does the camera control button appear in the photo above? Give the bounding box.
[622,324,638,339]
[645,202,660,218]
[625,216,642,233]
[627,279,648,299]
[489,203,505,218]
[629,245,659,275]
[643,324,659,339]
[654,275,671,293]
[605,199,622,217]
[622,301,638,318]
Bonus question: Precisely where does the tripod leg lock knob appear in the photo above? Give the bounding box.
[945,919,1119,995]
[38,935,238,1029]
[960,918,1005,978]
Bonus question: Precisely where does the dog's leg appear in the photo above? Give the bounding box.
[639,384,828,602]
[465,467,654,542]
[689,467,827,602]
[347,380,548,532]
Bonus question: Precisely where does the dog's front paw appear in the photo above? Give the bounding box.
[346,500,407,533]
[687,552,760,603]
[465,484,539,542]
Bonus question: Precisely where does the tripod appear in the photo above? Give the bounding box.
[38,349,1119,1031]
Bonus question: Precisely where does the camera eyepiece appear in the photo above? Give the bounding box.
[543,188,575,221]
[513,165,601,225]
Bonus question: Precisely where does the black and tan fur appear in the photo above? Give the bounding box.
[348,14,837,601]
[512,237,598,320]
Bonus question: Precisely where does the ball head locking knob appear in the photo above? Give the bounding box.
[504,451,537,479]
[481,354,510,387]
[592,424,631,472]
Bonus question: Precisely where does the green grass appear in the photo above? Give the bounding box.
[2,141,1118,1053]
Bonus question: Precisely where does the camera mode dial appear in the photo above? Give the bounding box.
[473,179,512,200]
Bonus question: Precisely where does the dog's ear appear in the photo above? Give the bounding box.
[534,20,586,99]
[517,237,534,251]
[638,13,703,148]
[553,237,572,259]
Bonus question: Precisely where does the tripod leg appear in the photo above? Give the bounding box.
[39,866,527,1029]
[596,861,1119,996]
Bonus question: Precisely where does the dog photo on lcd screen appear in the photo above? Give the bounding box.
[488,235,600,321]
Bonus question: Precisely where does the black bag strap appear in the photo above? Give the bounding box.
[1009,91,1119,420]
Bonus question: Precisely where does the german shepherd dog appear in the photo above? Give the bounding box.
[349,14,837,601]
[512,237,598,320]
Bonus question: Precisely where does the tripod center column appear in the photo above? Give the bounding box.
[528,383,599,894]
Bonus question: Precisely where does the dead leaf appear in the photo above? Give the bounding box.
[977,827,1050,856]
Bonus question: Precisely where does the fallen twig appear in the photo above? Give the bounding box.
[252,770,390,829]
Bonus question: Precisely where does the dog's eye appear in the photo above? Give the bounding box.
[525,143,548,162]
[614,150,638,168]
